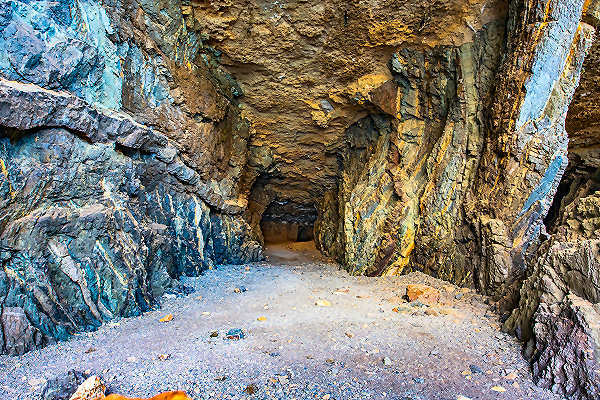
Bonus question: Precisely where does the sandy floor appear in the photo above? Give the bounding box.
[0,242,560,400]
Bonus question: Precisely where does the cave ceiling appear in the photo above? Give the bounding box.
[183,0,508,211]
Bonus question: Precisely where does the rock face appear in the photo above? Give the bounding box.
[0,0,262,355]
[2,0,600,398]
[531,295,600,399]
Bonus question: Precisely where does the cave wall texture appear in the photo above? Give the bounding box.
[1,0,600,398]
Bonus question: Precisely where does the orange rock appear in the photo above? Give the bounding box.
[105,391,192,400]
[406,284,440,305]
[159,314,173,322]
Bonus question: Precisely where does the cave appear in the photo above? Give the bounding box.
[2,0,600,399]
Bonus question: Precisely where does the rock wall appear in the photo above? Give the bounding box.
[498,3,600,398]
[315,22,505,282]
[313,0,600,397]
[0,0,262,355]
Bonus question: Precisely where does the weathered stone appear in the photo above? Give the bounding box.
[406,284,441,305]
[531,295,600,400]
[68,376,105,400]
[0,306,41,355]
[1,0,600,398]
[41,371,90,400]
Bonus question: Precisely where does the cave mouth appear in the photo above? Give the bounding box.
[260,201,317,245]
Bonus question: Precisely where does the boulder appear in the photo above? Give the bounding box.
[0,306,41,355]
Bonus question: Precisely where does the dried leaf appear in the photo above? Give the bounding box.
[315,299,332,307]
[257,316,267,321]
[159,314,173,322]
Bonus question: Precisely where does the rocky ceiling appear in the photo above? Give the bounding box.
[182,0,507,210]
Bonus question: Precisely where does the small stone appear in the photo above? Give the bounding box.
[491,385,506,392]
[469,364,483,374]
[413,377,425,384]
[504,372,517,380]
[383,357,393,366]
[443,285,456,293]
[159,314,173,322]
[456,396,471,400]
[210,330,219,338]
[244,384,258,394]
[455,293,464,300]
[68,376,105,400]
[41,370,89,400]
[406,284,440,305]
[215,375,228,381]
[225,328,245,340]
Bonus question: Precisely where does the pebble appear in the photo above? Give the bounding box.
[244,384,258,394]
[469,364,483,374]
[225,329,245,340]
[383,357,393,366]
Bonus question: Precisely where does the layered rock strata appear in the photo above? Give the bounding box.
[2,0,600,398]
[0,0,262,355]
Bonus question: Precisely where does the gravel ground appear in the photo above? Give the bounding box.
[0,242,562,400]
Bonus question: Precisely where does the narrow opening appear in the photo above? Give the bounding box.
[260,201,316,244]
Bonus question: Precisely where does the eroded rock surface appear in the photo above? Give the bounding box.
[0,0,263,355]
[2,0,600,399]
[532,295,600,399]
[0,80,261,354]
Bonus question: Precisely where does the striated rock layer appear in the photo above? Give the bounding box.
[0,0,262,355]
[2,0,600,398]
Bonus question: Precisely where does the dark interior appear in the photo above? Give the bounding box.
[260,201,317,244]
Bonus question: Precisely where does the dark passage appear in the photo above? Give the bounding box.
[260,201,317,244]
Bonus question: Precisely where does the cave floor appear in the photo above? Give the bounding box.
[0,243,560,400]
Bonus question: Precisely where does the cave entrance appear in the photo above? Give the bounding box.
[259,201,317,245]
